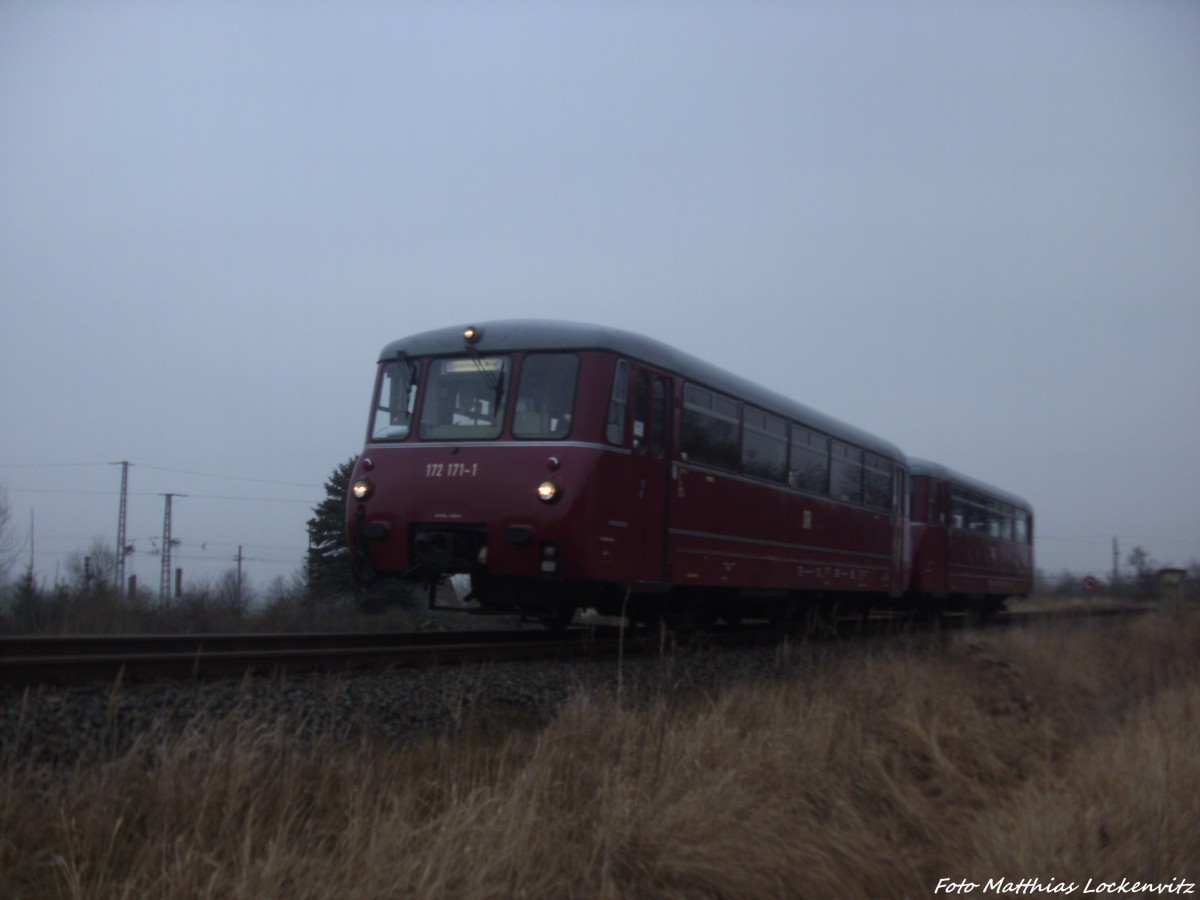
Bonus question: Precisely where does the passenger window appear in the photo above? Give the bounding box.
[1015,510,1029,544]
[606,359,628,445]
[1000,505,1015,541]
[741,407,788,482]
[863,452,892,511]
[950,493,966,530]
[680,383,740,470]
[830,441,863,504]
[789,426,830,495]
[966,495,988,533]
[987,502,1002,538]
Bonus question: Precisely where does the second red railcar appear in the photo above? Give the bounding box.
[907,459,1034,616]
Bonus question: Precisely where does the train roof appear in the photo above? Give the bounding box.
[908,458,1032,511]
[378,319,905,461]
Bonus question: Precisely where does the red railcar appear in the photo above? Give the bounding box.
[907,459,1034,616]
[346,320,1031,626]
[346,320,918,625]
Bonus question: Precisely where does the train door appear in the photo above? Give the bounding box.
[924,479,949,594]
[629,365,673,583]
[892,467,911,595]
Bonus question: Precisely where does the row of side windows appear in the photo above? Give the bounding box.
[949,488,1031,544]
[680,382,895,512]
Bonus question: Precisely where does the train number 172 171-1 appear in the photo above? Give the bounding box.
[424,462,479,478]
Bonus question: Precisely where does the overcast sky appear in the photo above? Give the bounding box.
[2,1,1197,594]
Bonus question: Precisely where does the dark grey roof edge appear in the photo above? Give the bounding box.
[908,458,1032,511]
[379,319,905,461]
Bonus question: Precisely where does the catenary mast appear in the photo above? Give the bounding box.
[112,461,130,595]
[159,493,183,602]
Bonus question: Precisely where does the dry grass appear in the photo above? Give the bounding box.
[3,612,1199,898]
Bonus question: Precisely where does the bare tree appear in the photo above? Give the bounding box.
[64,538,118,594]
[1126,546,1159,599]
[0,487,26,586]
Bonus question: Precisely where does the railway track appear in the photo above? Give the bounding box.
[0,628,633,686]
[0,605,1152,687]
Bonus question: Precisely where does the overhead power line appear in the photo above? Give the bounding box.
[4,488,317,504]
[0,461,321,491]
[134,464,320,490]
[0,462,111,469]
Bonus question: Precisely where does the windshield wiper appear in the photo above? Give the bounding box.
[465,346,504,407]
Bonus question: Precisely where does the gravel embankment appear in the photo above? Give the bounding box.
[2,641,801,765]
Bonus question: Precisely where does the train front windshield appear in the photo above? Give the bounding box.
[420,356,511,440]
[369,352,580,443]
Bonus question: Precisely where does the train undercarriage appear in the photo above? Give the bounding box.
[361,560,1009,634]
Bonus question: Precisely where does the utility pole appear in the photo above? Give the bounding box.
[1112,536,1119,587]
[112,461,130,596]
[159,493,184,602]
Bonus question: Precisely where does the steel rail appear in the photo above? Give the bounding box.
[0,606,1155,686]
[0,629,626,686]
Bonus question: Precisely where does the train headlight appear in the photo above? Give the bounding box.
[352,478,374,501]
[536,480,560,504]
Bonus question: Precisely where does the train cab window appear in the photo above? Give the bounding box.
[830,441,863,505]
[1015,509,1029,544]
[370,357,420,442]
[513,353,579,439]
[606,360,628,445]
[741,408,787,482]
[681,383,740,470]
[418,355,510,440]
[789,426,830,495]
[863,452,892,511]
